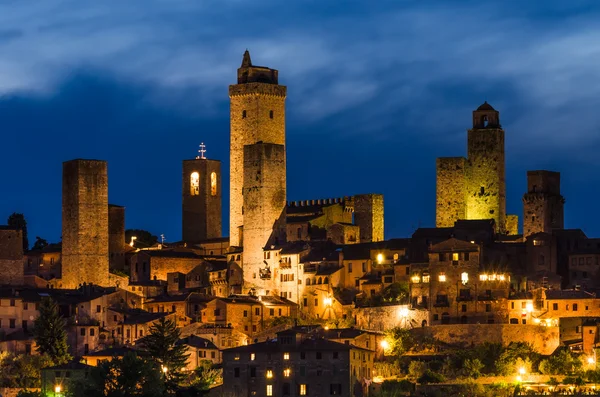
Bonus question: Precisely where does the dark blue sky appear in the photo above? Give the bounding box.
[2,0,600,245]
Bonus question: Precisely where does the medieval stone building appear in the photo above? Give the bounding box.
[522,170,565,238]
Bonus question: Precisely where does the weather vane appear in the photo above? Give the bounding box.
[196,142,206,159]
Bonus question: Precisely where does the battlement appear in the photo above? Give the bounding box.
[286,197,351,207]
[229,83,287,98]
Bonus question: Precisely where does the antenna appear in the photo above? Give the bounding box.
[196,142,206,159]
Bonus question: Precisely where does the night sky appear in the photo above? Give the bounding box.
[2,0,600,245]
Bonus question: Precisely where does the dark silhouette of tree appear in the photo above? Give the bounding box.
[143,318,190,390]
[125,229,159,248]
[69,352,164,397]
[7,212,28,251]
[33,298,71,365]
[31,236,49,251]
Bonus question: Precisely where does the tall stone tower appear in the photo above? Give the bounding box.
[436,102,511,233]
[466,102,506,232]
[182,155,222,242]
[0,227,24,286]
[229,50,287,249]
[354,193,384,242]
[62,159,109,289]
[523,171,564,238]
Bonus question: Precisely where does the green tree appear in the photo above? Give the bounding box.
[69,352,164,397]
[126,229,159,248]
[463,358,484,379]
[31,236,49,251]
[183,360,222,391]
[495,342,538,376]
[33,297,71,365]
[7,212,28,251]
[143,318,190,388]
[408,361,427,380]
[383,327,413,358]
[417,369,445,384]
[540,348,583,375]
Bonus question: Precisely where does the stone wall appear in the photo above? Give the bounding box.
[435,157,466,228]
[523,171,564,238]
[354,193,384,243]
[0,229,24,285]
[62,159,109,289]
[242,143,286,293]
[182,158,222,242]
[228,74,286,247]
[413,324,559,355]
[354,305,429,331]
[506,214,519,236]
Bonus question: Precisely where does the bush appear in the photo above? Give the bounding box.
[463,358,484,379]
[408,361,427,380]
[417,370,445,384]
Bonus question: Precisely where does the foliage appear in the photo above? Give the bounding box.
[585,369,600,383]
[562,375,585,386]
[494,342,538,376]
[408,361,427,380]
[143,317,190,388]
[324,315,355,329]
[126,229,158,248]
[383,327,413,358]
[0,352,53,388]
[182,360,222,391]
[7,212,28,251]
[417,369,445,384]
[33,297,71,365]
[462,358,484,379]
[547,377,560,387]
[372,379,415,396]
[538,348,583,375]
[69,352,164,397]
[31,236,48,251]
[382,282,410,304]
[374,361,402,378]
[16,391,44,397]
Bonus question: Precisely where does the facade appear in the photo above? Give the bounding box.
[522,170,565,238]
[61,159,109,289]
[436,103,516,234]
[182,157,222,242]
[221,329,373,397]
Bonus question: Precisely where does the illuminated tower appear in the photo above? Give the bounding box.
[229,51,287,293]
[465,102,506,233]
[523,171,564,238]
[62,159,109,288]
[182,143,222,242]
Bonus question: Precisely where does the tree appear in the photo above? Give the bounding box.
[7,212,28,251]
[383,327,413,358]
[31,236,48,251]
[143,318,190,388]
[33,297,71,365]
[126,229,159,248]
[69,352,164,397]
[183,360,222,391]
[463,358,484,379]
[408,361,427,380]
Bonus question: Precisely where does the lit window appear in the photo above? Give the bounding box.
[266,385,273,396]
[526,302,534,313]
[376,253,384,264]
[479,274,488,281]
[498,274,506,281]
[439,273,446,282]
[284,368,291,377]
[489,274,497,281]
[461,272,469,285]
[300,384,307,395]
[283,352,290,360]
[266,369,273,379]
[250,353,255,361]
[411,275,420,284]
[211,172,217,196]
[234,354,240,361]
[452,253,459,261]
[190,172,200,196]
[422,275,430,283]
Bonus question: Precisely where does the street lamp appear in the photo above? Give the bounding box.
[161,365,168,375]
[54,385,61,396]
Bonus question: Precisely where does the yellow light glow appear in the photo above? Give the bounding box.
[266,369,273,379]
[461,272,469,284]
[376,253,384,264]
[284,368,291,377]
[489,274,497,281]
[498,274,506,281]
[55,385,62,393]
[422,275,430,283]
[324,326,329,330]
[411,275,420,284]
[399,307,409,318]
[250,353,255,361]
[452,253,459,261]
[161,365,168,374]
[380,340,389,350]
[129,236,137,247]
[479,274,488,281]
[373,376,384,383]
[323,297,333,306]
[283,352,290,360]
[439,274,446,282]
[526,302,534,313]
[518,367,526,375]
[588,356,596,365]
[516,375,522,382]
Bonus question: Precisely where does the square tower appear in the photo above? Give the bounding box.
[0,227,24,286]
[436,157,467,228]
[182,157,222,242]
[62,159,109,289]
[229,50,287,248]
[522,171,564,238]
[465,102,506,233]
[354,193,384,242]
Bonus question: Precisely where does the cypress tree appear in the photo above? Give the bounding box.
[143,317,189,388]
[33,298,71,365]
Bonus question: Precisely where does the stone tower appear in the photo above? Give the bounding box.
[0,227,24,286]
[62,159,109,289]
[229,50,287,248]
[354,193,384,242]
[243,143,286,292]
[466,102,506,232]
[436,102,511,233]
[523,171,564,238]
[182,157,222,242]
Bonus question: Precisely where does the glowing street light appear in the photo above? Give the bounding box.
[589,356,596,365]
[54,385,62,396]
[161,365,168,375]
[399,307,409,318]
[323,297,333,307]
[129,236,137,247]
[380,340,390,350]
[518,367,526,375]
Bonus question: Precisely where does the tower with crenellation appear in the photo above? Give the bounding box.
[229,51,287,293]
[436,102,516,234]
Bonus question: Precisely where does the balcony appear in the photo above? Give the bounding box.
[477,294,493,301]
[259,269,271,280]
[456,295,473,302]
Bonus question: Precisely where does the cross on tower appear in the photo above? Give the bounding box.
[196,142,206,159]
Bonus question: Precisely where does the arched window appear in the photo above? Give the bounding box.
[317,277,322,285]
[324,277,329,284]
[190,172,200,196]
[211,172,217,196]
[482,115,488,127]
[306,278,311,286]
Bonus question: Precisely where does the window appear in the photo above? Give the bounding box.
[521,302,526,309]
[234,368,240,378]
[362,262,367,272]
[80,328,86,336]
[269,110,274,119]
[330,384,343,395]
[190,172,200,196]
[255,308,260,315]
[211,172,217,196]
[9,319,15,329]
[486,304,491,312]
[315,299,318,307]
[214,309,221,316]
[90,328,95,336]
[316,352,322,359]
[250,353,255,361]
[242,110,247,118]
[234,354,240,361]
[333,351,339,359]
[461,304,467,313]
[348,262,352,273]
[464,252,470,260]
[300,384,307,395]
[452,253,459,261]
[422,274,430,283]
[270,308,274,316]
[266,369,273,378]
[300,352,306,360]
[250,367,256,377]
[439,273,446,282]
[461,272,469,284]
[243,310,248,317]
[283,352,290,360]
[573,304,578,312]
[96,305,101,313]
[266,385,273,396]
[283,368,291,377]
